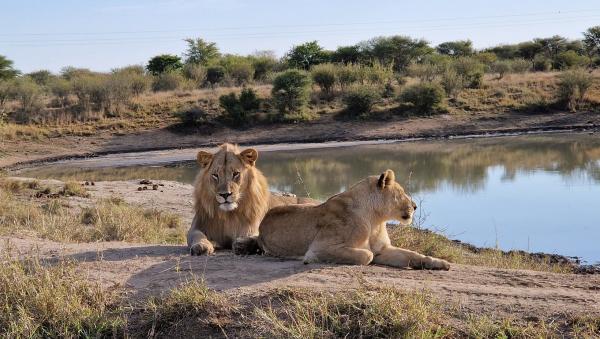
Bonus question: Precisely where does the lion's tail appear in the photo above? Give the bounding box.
[233,236,264,255]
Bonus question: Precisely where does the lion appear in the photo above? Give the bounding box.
[188,143,315,256]
[233,169,450,270]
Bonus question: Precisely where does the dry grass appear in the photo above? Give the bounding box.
[61,181,90,197]
[390,226,574,273]
[0,256,124,338]
[0,179,185,244]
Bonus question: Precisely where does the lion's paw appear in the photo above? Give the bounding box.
[427,257,450,270]
[233,236,262,255]
[190,241,215,256]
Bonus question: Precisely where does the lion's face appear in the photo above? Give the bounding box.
[196,147,259,212]
[377,170,417,225]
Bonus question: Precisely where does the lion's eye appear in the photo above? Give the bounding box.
[233,171,240,178]
[211,173,219,180]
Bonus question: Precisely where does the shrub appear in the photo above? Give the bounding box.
[11,77,44,115]
[27,70,54,86]
[440,68,464,99]
[557,69,594,112]
[239,87,260,111]
[451,57,485,88]
[112,66,150,96]
[227,61,254,86]
[271,70,311,115]
[176,109,208,127]
[491,61,511,79]
[533,55,552,72]
[146,54,182,75]
[553,50,589,70]
[510,58,531,73]
[407,62,442,82]
[311,63,336,96]
[71,75,106,114]
[336,63,361,91]
[343,85,381,116]
[152,72,184,92]
[364,61,394,86]
[399,82,445,114]
[182,63,207,88]
[219,92,251,126]
[251,54,278,81]
[206,66,225,87]
[0,80,13,113]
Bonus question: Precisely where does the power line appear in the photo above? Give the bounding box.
[0,8,598,38]
[1,15,598,47]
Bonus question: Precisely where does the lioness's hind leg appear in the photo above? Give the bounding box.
[306,246,373,265]
[373,246,450,270]
[233,236,263,255]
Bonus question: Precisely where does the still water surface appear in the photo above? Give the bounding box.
[20,134,600,263]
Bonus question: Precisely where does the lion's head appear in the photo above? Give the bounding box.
[374,169,417,225]
[195,144,263,212]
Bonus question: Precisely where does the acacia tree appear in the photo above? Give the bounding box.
[286,41,328,70]
[436,40,474,57]
[0,55,20,80]
[362,35,433,72]
[583,26,600,57]
[183,38,220,65]
[146,54,182,75]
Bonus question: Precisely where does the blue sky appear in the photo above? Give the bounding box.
[2,0,599,73]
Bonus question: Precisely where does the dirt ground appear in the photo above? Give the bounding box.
[3,179,599,320]
[2,110,600,169]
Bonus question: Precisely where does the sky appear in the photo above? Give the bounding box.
[2,0,600,73]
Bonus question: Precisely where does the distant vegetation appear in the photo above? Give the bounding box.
[1,27,600,136]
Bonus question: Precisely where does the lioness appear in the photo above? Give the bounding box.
[188,143,315,256]
[234,169,450,270]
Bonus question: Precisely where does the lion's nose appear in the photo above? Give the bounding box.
[219,192,232,199]
[412,202,417,210]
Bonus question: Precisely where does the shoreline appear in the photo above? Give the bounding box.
[5,122,599,171]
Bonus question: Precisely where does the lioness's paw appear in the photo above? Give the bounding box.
[428,257,450,270]
[232,236,262,255]
[190,241,215,256]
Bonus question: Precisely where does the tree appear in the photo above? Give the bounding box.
[27,70,53,86]
[534,35,567,58]
[436,40,474,57]
[362,35,433,72]
[517,41,542,61]
[146,54,183,75]
[286,41,328,70]
[0,55,20,80]
[583,26,600,56]
[184,38,220,65]
[485,44,519,59]
[331,45,362,64]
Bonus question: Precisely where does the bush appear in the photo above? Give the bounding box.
[364,61,394,86]
[440,68,464,99]
[491,61,511,79]
[176,109,208,127]
[399,82,445,115]
[343,85,381,116]
[226,60,254,86]
[533,56,552,72]
[553,50,589,70]
[451,57,485,88]
[72,74,135,116]
[239,87,260,111]
[509,58,531,73]
[146,54,182,75]
[11,77,44,115]
[206,66,225,87]
[271,70,311,115]
[251,54,278,81]
[219,91,253,126]
[311,63,336,96]
[182,64,207,88]
[48,77,72,107]
[112,67,150,96]
[152,72,184,92]
[557,69,594,112]
[336,63,361,91]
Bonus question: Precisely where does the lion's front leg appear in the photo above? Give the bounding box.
[187,216,215,256]
[372,246,450,270]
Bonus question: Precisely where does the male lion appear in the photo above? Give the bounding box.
[234,169,450,270]
[188,143,314,256]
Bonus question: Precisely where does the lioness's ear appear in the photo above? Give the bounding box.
[377,169,396,189]
[240,148,258,167]
[196,151,213,168]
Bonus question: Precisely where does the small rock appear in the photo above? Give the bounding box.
[137,187,143,191]
[84,181,90,186]
[152,184,158,190]
[142,186,148,190]
[139,179,152,185]
[91,182,95,186]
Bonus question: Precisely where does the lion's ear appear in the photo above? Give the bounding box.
[196,151,213,168]
[377,169,396,189]
[239,148,258,167]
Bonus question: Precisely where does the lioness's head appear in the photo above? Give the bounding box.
[375,169,417,225]
[196,144,259,212]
